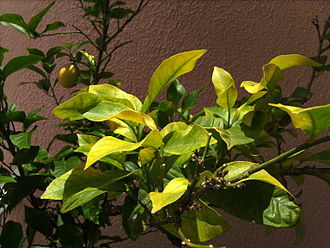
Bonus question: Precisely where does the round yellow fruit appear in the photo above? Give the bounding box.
[58,64,79,88]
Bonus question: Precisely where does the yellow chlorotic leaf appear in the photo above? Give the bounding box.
[237,170,292,197]
[270,103,330,137]
[223,161,292,196]
[212,66,237,109]
[108,118,137,142]
[160,121,188,137]
[142,49,207,112]
[111,109,157,130]
[149,177,189,213]
[269,54,322,70]
[88,84,142,110]
[240,64,282,94]
[85,130,162,168]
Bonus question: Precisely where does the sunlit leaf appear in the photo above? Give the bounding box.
[214,125,254,149]
[82,101,129,121]
[163,124,215,155]
[41,164,132,201]
[269,54,322,70]
[212,66,237,109]
[88,84,142,110]
[224,161,291,195]
[85,130,162,168]
[149,177,189,213]
[142,50,207,111]
[270,103,330,137]
[240,64,282,94]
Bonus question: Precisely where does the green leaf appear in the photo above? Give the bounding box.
[263,188,301,227]
[290,87,313,99]
[204,181,299,227]
[57,224,83,248]
[212,66,237,109]
[142,50,207,111]
[0,176,16,184]
[241,64,282,94]
[52,156,81,177]
[163,124,215,155]
[0,221,23,248]
[149,177,189,213]
[270,103,330,137]
[182,88,202,111]
[0,13,30,36]
[122,190,149,240]
[108,118,137,142]
[214,125,254,149]
[82,101,129,121]
[305,150,330,165]
[10,130,34,149]
[0,47,9,66]
[28,0,56,32]
[160,121,188,137]
[268,54,322,70]
[88,84,142,110]
[41,164,132,201]
[42,21,65,33]
[2,55,42,79]
[6,175,46,211]
[25,206,53,236]
[52,93,102,120]
[180,200,230,242]
[167,79,186,106]
[61,187,105,213]
[85,130,162,168]
[109,7,133,19]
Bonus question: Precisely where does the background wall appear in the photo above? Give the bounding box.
[1,0,329,247]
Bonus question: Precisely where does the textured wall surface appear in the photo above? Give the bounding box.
[1,0,330,247]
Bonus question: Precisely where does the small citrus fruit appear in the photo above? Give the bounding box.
[58,64,79,88]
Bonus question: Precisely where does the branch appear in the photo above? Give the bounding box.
[106,0,148,44]
[284,166,330,185]
[228,135,330,184]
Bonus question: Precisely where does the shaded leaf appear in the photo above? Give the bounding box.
[263,188,300,227]
[42,21,65,33]
[2,55,42,79]
[28,0,56,32]
[0,221,23,248]
[61,187,105,213]
[0,13,30,36]
[180,200,230,242]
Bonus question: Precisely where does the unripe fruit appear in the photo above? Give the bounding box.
[58,64,79,88]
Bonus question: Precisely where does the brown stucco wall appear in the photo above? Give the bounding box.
[1,0,330,247]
